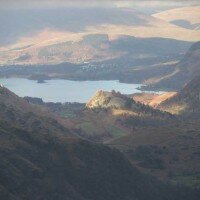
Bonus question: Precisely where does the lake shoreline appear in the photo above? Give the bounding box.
[0,77,153,103]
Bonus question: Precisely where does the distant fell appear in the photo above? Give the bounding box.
[159,75,200,117]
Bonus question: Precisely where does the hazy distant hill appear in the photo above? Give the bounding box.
[142,41,200,90]
[153,6,200,30]
[1,7,199,45]
[0,7,199,65]
[0,33,192,65]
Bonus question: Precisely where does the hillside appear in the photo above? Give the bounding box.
[142,41,200,90]
[108,120,200,188]
[0,7,199,65]
[158,75,200,117]
[37,88,200,190]
[86,90,133,109]
[132,75,200,118]
[2,121,200,200]
[27,90,174,142]
[0,84,77,133]
[86,90,174,114]
[153,6,200,30]
[24,90,175,142]
[132,92,177,108]
[0,85,73,136]
[0,34,192,66]
[1,86,198,200]
[108,76,200,187]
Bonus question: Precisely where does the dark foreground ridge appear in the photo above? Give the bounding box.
[0,86,199,200]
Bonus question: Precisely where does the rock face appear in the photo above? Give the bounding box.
[86,90,132,109]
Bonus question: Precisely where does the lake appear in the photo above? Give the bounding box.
[0,78,144,103]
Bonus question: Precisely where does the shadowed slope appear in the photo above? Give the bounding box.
[1,87,197,200]
[158,75,200,117]
[143,41,200,90]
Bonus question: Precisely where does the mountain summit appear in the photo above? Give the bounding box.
[86,90,133,109]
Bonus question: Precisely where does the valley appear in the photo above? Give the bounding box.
[0,40,199,92]
[0,78,144,103]
[0,2,200,199]
[22,75,200,189]
[1,80,200,200]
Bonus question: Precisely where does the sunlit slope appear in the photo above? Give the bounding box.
[67,90,175,142]
[132,92,177,107]
[158,75,200,117]
[0,7,199,65]
[1,86,197,200]
[153,6,200,29]
[132,75,200,118]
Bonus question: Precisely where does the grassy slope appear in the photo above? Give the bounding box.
[0,7,199,65]
[27,91,175,142]
[132,92,177,107]
[153,6,200,25]
[158,75,200,117]
[141,41,200,90]
[108,76,200,188]
[1,88,198,199]
[108,121,200,188]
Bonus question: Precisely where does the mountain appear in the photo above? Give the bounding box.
[2,122,199,200]
[109,76,200,187]
[142,41,200,90]
[0,84,77,134]
[0,85,72,136]
[108,120,200,189]
[23,90,175,142]
[0,7,161,46]
[158,75,200,117]
[30,90,174,142]
[1,7,199,45]
[132,74,200,118]
[0,7,199,65]
[1,86,198,200]
[0,34,192,66]
[153,6,200,30]
[86,90,133,109]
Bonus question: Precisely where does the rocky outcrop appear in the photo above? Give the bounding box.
[86,90,133,109]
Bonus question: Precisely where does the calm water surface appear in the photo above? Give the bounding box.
[0,78,144,103]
